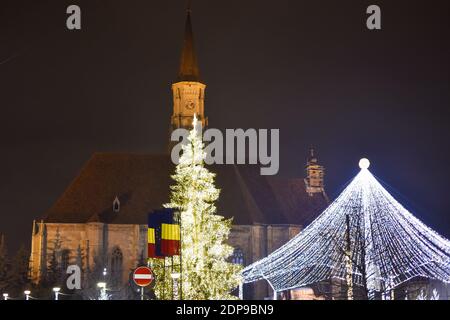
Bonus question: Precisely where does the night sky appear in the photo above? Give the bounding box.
[0,0,449,253]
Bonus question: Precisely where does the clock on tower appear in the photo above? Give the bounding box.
[185,100,196,111]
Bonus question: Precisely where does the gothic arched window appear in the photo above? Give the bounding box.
[110,247,123,286]
[231,248,245,265]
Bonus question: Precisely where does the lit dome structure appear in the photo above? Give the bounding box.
[242,159,450,298]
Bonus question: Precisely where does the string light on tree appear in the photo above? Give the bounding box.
[150,115,242,300]
[242,158,450,298]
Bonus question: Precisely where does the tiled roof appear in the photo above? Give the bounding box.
[44,153,328,226]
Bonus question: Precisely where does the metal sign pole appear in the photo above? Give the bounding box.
[238,283,243,300]
[171,256,174,300]
[163,258,166,300]
[141,287,144,301]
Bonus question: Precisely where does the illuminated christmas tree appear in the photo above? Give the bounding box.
[242,158,450,299]
[152,115,242,300]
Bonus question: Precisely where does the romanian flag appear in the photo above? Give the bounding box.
[148,208,180,258]
[147,227,160,258]
[161,222,180,256]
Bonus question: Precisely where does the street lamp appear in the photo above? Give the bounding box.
[24,290,31,300]
[2,293,8,300]
[97,282,107,300]
[53,287,61,300]
[171,272,181,300]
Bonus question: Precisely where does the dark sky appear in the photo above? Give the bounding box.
[0,0,449,253]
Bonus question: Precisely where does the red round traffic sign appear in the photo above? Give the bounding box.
[133,266,154,287]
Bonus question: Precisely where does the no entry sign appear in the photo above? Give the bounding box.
[133,266,154,287]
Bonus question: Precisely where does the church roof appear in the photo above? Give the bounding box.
[176,8,200,82]
[44,153,328,226]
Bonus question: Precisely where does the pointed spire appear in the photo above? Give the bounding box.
[177,1,200,82]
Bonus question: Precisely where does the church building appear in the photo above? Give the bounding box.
[29,7,328,299]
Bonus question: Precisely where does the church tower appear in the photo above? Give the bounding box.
[171,5,207,131]
[305,148,326,196]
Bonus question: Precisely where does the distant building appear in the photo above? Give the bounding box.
[305,148,327,199]
[29,7,328,299]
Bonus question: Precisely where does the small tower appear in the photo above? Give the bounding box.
[171,3,207,131]
[305,148,325,196]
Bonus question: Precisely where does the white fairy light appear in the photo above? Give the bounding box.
[242,159,450,296]
[359,158,370,170]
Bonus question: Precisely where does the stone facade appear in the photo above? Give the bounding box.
[228,224,302,299]
[29,220,302,299]
[30,221,147,286]
[171,81,207,130]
